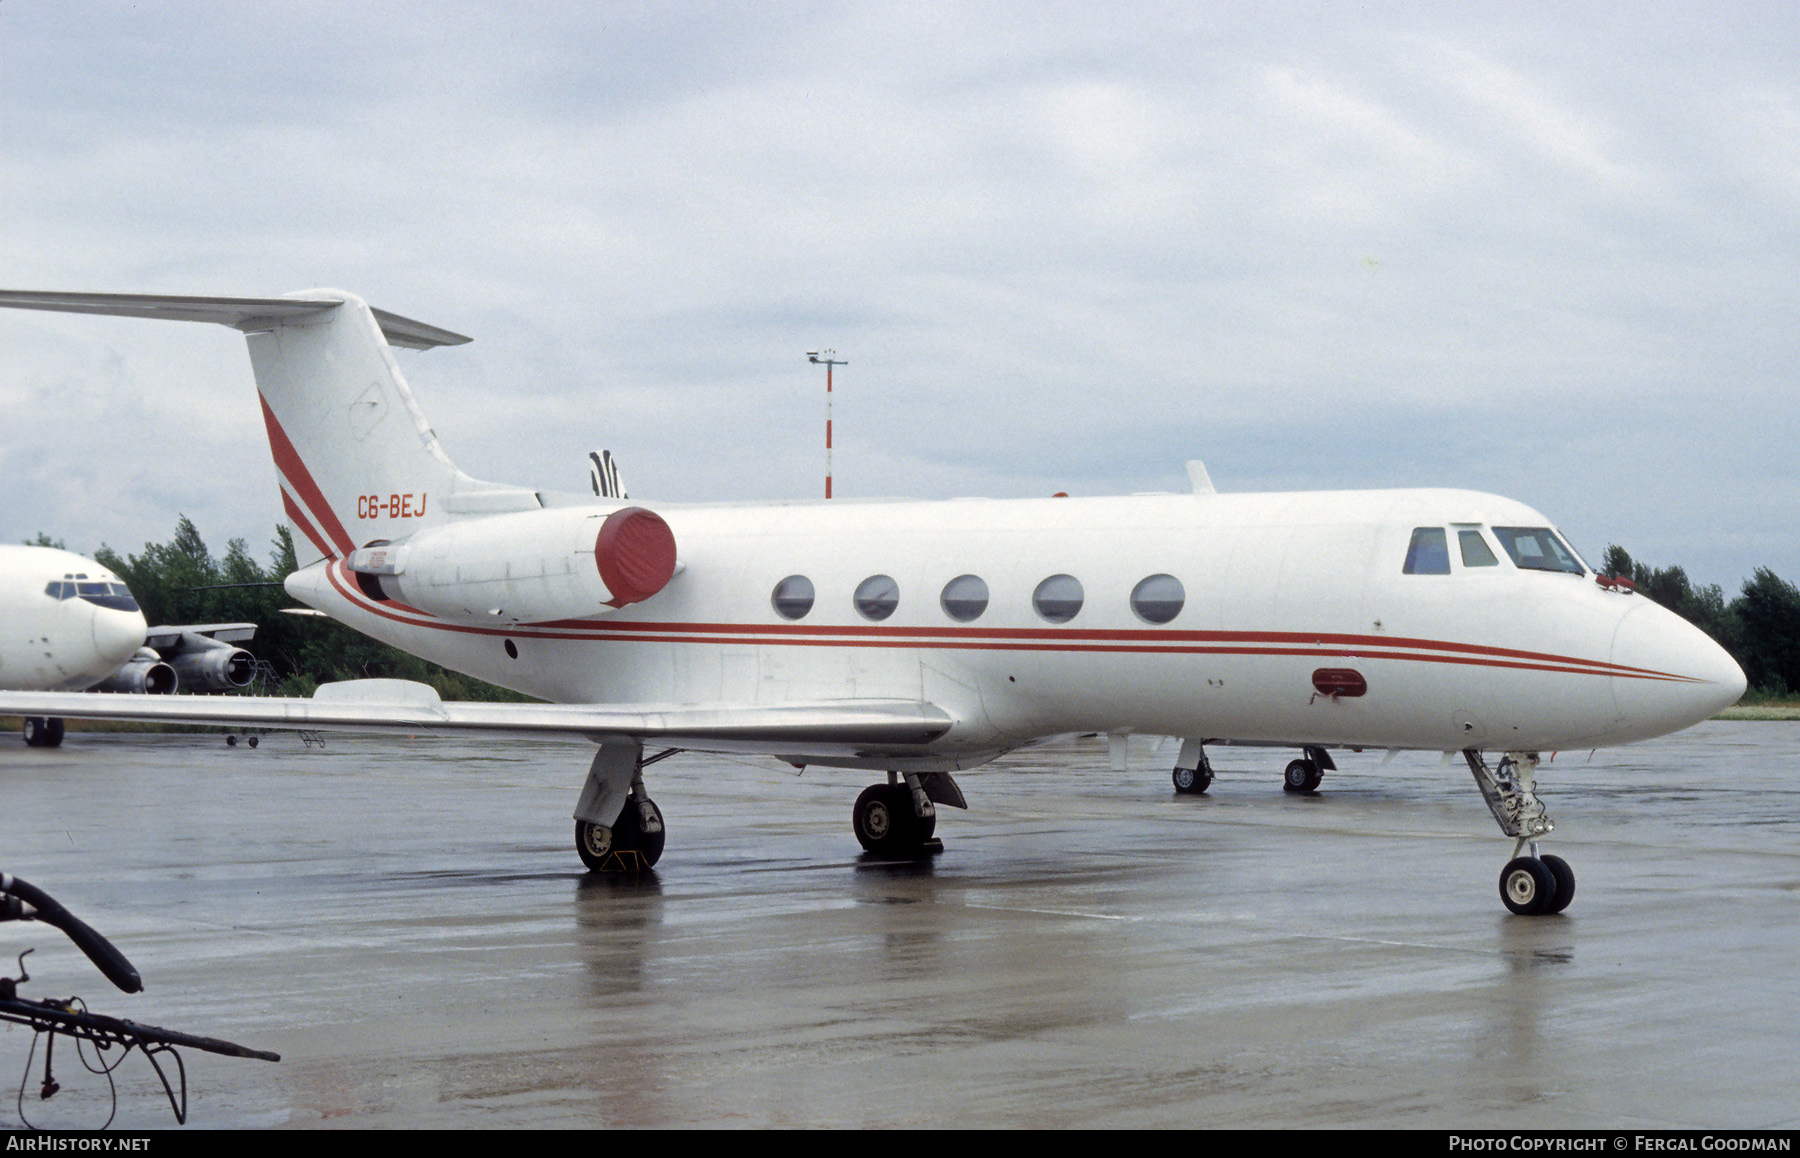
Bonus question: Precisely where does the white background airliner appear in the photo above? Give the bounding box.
[0,289,1746,915]
[0,543,261,745]
[0,545,146,745]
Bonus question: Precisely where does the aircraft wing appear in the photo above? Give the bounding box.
[0,680,953,754]
[143,622,258,650]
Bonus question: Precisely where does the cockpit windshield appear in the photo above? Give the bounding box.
[44,577,140,611]
[1490,527,1586,575]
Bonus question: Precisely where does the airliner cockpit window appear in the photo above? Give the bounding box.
[76,581,140,611]
[1459,530,1500,568]
[1491,527,1585,575]
[1402,528,1450,574]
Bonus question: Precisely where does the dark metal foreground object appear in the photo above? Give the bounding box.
[1,874,278,1128]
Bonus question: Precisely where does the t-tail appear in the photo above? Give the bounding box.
[0,289,537,566]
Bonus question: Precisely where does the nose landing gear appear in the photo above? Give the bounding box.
[1467,750,1575,915]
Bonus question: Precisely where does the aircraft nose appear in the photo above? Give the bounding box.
[91,608,148,669]
[1610,598,1745,740]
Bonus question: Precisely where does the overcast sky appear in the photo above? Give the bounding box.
[2,2,1795,591]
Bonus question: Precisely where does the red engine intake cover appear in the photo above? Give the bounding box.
[593,507,678,607]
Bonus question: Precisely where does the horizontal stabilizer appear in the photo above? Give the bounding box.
[0,684,954,753]
[0,290,471,349]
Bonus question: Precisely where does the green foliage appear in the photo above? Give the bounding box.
[25,532,66,549]
[1733,569,1800,696]
[97,517,534,703]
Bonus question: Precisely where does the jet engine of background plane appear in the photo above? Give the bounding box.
[162,633,256,691]
[345,505,678,625]
[92,649,178,694]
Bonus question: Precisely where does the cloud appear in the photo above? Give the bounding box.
[1,2,1796,590]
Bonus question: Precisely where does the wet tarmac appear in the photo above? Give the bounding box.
[2,722,1797,1129]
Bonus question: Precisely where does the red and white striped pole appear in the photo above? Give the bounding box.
[807,350,846,499]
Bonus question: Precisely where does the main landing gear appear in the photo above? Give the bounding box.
[1465,750,1575,915]
[574,743,675,872]
[1283,745,1333,794]
[22,717,64,748]
[1171,738,1213,794]
[853,771,960,855]
[1170,741,1335,795]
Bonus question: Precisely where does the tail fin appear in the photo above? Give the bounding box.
[588,449,628,499]
[0,288,538,566]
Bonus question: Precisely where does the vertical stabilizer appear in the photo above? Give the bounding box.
[0,288,539,567]
[243,290,530,564]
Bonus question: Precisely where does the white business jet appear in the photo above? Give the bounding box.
[0,289,1745,914]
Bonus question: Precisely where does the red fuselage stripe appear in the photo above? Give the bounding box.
[319,561,1698,684]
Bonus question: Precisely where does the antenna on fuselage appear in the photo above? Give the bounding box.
[806,350,847,499]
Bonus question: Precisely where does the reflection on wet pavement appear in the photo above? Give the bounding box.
[2,722,1795,1128]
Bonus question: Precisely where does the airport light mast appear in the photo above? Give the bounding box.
[806,350,846,499]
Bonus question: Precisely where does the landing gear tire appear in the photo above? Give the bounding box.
[854,784,933,854]
[1500,856,1559,915]
[1539,854,1575,914]
[576,797,665,872]
[1283,758,1321,794]
[22,717,64,748]
[622,798,666,868]
[1172,763,1213,794]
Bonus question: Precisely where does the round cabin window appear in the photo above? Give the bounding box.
[940,574,989,622]
[771,575,815,620]
[854,574,899,621]
[1032,574,1084,624]
[1130,574,1185,625]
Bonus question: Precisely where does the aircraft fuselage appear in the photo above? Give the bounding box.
[288,486,1744,770]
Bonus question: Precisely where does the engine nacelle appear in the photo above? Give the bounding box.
[92,649,178,695]
[167,636,256,691]
[347,505,678,626]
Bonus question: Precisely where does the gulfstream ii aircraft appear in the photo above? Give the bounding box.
[0,289,1746,914]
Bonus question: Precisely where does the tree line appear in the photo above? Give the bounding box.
[34,519,1800,702]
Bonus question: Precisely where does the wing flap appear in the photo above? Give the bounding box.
[0,681,953,751]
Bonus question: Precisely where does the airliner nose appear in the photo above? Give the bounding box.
[91,607,148,670]
[1610,599,1745,741]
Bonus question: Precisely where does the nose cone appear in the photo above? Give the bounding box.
[1610,599,1746,741]
[90,607,148,672]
